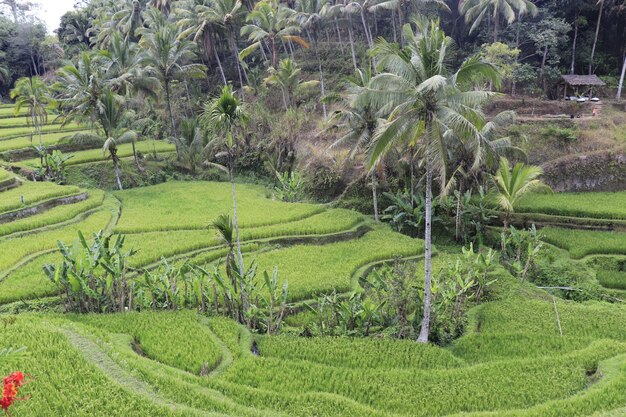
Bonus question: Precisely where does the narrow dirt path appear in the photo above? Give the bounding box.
[60,327,231,417]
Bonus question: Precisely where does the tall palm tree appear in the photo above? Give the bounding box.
[328,67,383,220]
[445,110,524,241]
[55,52,105,128]
[459,0,538,41]
[492,157,550,231]
[369,0,449,45]
[99,32,159,98]
[71,89,137,190]
[177,0,229,86]
[239,0,308,69]
[139,14,206,136]
[151,0,173,15]
[264,58,319,110]
[296,0,332,119]
[90,0,146,47]
[365,18,498,343]
[172,118,208,176]
[589,0,604,74]
[326,0,359,70]
[0,53,9,88]
[199,0,248,86]
[10,76,51,148]
[201,85,248,277]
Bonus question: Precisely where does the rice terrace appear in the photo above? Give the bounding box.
[0,0,626,416]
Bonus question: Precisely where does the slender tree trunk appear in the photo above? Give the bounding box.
[540,44,548,92]
[229,155,244,276]
[417,134,433,344]
[34,109,42,148]
[570,13,579,75]
[398,2,405,46]
[409,149,415,208]
[271,37,278,69]
[493,14,499,42]
[455,182,463,242]
[164,79,177,137]
[348,24,358,70]
[213,46,228,86]
[391,9,397,43]
[334,18,344,54]
[131,140,142,171]
[589,0,604,75]
[113,154,123,191]
[617,55,626,101]
[371,169,379,221]
[233,42,249,83]
[360,9,373,48]
[311,35,327,121]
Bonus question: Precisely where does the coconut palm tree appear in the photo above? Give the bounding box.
[328,67,383,220]
[459,0,538,42]
[365,18,498,343]
[199,0,248,86]
[492,157,550,231]
[151,0,173,15]
[589,0,604,74]
[239,0,308,69]
[90,0,146,47]
[177,0,229,86]
[295,0,332,119]
[264,58,319,110]
[445,110,525,241]
[369,0,449,45]
[326,0,359,70]
[201,85,248,277]
[70,89,137,190]
[0,54,9,88]
[99,32,159,98]
[139,14,206,136]
[55,52,108,132]
[172,118,208,176]
[10,76,51,148]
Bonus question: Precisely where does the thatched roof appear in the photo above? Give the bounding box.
[560,74,606,86]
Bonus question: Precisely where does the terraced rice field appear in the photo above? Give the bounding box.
[0,109,625,416]
[0,105,174,167]
[0,297,624,417]
[0,178,624,416]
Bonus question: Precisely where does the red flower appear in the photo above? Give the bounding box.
[1,372,30,416]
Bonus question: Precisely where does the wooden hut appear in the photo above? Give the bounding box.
[559,74,606,99]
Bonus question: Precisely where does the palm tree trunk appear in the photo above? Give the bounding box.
[271,37,278,69]
[232,41,249,84]
[570,13,579,75]
[165,79,177,137]
[417,143,433,344]
[348,24,358,70]
[493,14,499,42]
[334,18,344,54]
[360,9,373,48]
[34,108,42,148]
[229,155,244,276]
[616,55,626,101]
[540,44,548,92]
[589,0,604,75]
[131,139,142,171]
[455,182,463,242]
[311,36,327,121]
[213,46,228,86]
[113,155,123,191]
[409,150,415,208]
[371,169,379,222]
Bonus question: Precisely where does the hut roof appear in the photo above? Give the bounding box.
[560,74,606,86]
